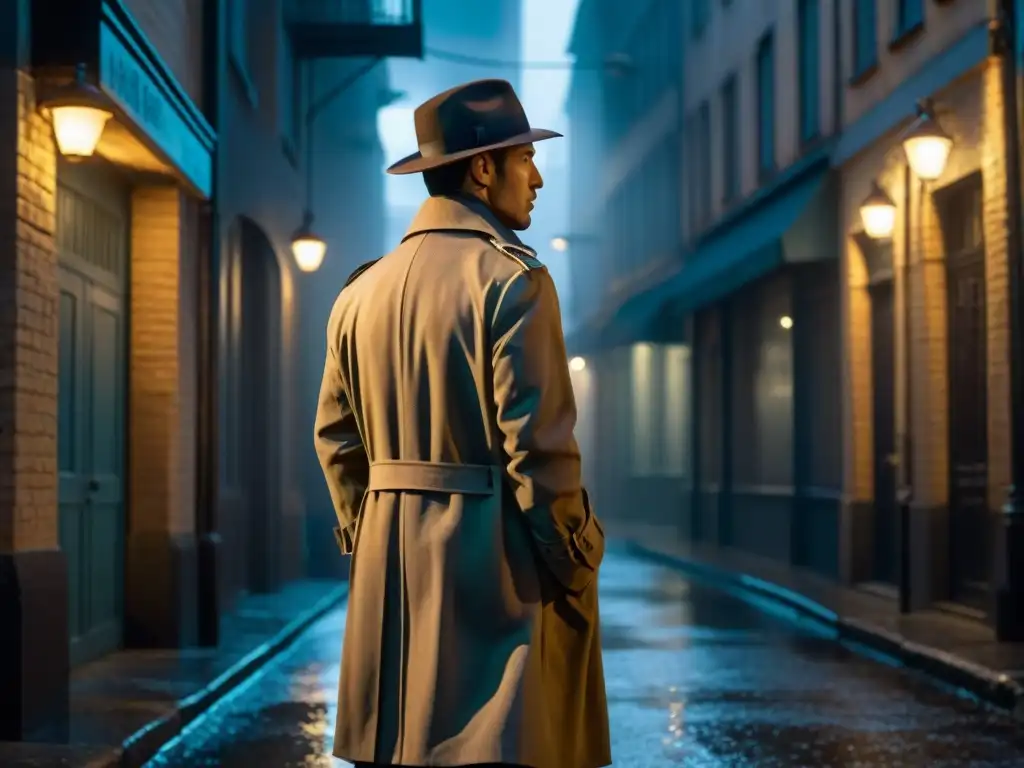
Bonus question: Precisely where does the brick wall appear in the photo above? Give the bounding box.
[129,187,196,536]
[0,71,59,553]
[840,60,1013,512]
[981,59,1013,509]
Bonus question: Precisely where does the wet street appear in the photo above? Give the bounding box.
[146,546,1024,767]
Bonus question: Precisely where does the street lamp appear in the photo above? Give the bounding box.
[859,182,898,240]
[288,57,384,273]
[38,64,113,160]
[901,112,954,181]
[860,99,954,615]
[551,236,569,252]
[569,356,586,372]
[290,210,327,272]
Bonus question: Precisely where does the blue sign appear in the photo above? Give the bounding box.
[98,22,212,197]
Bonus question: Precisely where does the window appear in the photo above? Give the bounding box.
[697,100,711,225]
[721,75,739,203]
[798,0,820,142]
[895,0,924,36]
[853,0,877,77]
[756,31,775,175]
[228,0,257,103]
[691,0,710,38]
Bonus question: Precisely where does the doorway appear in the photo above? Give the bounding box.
[238,219,283,593]
[56,160,130,666]
[941,174,989,610]
[868,278,898,584]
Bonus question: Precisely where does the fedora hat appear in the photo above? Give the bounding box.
[386,79,562,175]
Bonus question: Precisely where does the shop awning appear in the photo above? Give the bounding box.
[608,156,837,335]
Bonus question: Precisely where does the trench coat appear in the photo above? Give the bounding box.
[313,194,610,768]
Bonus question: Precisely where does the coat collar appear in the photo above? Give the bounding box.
[403,195,526,247]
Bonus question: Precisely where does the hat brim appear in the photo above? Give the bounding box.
[386,128,563,175]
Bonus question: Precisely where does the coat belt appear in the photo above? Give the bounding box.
[367,460,495,496]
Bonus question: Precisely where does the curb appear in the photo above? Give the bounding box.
[119,582,349,768]
[625,540,1024,717]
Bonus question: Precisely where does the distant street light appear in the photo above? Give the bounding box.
[39,64,113,160]
[551,236,569,252]
[569,356,586,372]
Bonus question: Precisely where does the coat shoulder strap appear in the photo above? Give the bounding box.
[343,258,381,289]
[488,238,546,274]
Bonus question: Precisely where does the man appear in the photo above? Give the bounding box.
[314,79,610,768]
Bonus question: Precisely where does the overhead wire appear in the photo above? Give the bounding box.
[424,47,617,71]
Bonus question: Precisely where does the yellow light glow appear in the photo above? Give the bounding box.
[903,133,952,181]
[291,236,327,272]
[569,356,586,372]
[779,315,793,330]
[860,201,897,240]
[51,105,111,158]
[551,236,568,252]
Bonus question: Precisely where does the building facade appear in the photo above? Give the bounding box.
[837,0,1011,617]
[680,0,844,578]
[564,0,686,512]
[1,0,215,738]
[1,0,419,740]
[571,0,1021,628]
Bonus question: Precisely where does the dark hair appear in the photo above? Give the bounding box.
[422,148,511,197]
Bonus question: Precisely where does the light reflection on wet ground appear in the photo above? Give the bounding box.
[146,547,1024,767]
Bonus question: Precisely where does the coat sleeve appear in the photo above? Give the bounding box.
[313,311,369,556]
[491,268,605,593]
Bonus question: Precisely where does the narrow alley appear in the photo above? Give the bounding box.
[146,548,1024,767]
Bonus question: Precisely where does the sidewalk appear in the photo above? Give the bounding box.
[0,578,349,768]
[610,521,1024,717]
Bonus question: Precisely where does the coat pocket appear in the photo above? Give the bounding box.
[571,488,605,571]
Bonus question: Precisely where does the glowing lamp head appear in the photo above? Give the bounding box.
[569,356,586,372]
[290,211,327,272]
[551,236,569,252]
[901,115,953,181]
[51,106,112,159]
[859,182,897,240]
[38,65,113,160]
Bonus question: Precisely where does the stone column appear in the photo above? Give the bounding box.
[0,48,69,739]
[124,186,199,648]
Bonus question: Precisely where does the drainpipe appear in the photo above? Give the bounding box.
[897,162,914,615]
[832,0,843,131]
[994,0,1024,640]
[196,0,225,647]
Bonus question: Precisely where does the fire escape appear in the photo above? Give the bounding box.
[287,0,424,59]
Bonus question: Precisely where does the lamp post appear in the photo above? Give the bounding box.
[859,101,954,614]
[288,58,386,272]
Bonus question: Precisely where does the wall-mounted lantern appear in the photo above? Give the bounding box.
[859,181,898,240]
[901,112,953,182]
[38,64,112,160]
[290,210,327,272]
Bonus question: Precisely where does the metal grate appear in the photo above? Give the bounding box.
[57,183,127,279]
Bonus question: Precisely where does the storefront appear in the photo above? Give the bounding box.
[31,0,214,666]
[838,46,1011,614]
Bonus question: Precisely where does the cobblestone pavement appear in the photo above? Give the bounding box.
[145,547,1024,767]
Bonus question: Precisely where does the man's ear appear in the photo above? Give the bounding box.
[468,152,495,188]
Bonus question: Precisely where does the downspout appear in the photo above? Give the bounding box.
[197,0,225,647]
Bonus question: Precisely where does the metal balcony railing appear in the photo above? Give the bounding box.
[287,0,423,59]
